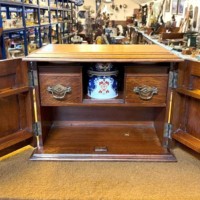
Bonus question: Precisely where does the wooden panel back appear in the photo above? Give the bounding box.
[0,96,20,138]
[52,106,155,122]
[0,59,28,90]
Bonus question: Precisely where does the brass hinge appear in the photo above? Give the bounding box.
[168,71,178,89]
[28,62,38,87]
[29,70,38,87]
[163,123,173,147]
[33,122,42,136]
[164,123,172,139]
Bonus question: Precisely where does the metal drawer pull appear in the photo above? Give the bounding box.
[47,84,71,100]
[133,85,158,100]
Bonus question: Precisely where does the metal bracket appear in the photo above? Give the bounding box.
[164,123,172,139]
[33,122,42,136]
[163,123,173,147]
[169,71,178,89]
[28,62,38,87]
[29,69,38,87]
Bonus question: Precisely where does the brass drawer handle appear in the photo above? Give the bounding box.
[47,84,71,100]
[133,85,158,100]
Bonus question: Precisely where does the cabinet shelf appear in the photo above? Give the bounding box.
[0,86,29,98]
[0,130,33,157]
[31,123,175,161]
[172,130,200,153]
[176,88,200,100]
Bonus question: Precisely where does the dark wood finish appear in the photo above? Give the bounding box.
[0,130,32,157]
[39,66,82,106]
[154,108,166,144]
[173,130,200,153]
[0,59,33,157]
[0,44,182,161]
[125,75,168,104]
[31,122,175,161]
[51,107,155,122]
[176,88,200,100]
[0,86,29,98]
[160,33,184,40]
[171,61,200,153]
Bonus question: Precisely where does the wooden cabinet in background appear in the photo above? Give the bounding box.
[1,44,200,161]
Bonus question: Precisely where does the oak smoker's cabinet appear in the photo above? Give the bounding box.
[1,44,200,161]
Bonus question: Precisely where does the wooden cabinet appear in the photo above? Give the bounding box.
[1,44,200,162]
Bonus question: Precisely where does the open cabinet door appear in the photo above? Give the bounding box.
[0,58,34,157]
[171,61,200,153]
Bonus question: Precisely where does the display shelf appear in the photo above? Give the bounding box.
[173,130,200,153]
[0,0,75,59]
[0,130,33,157]
[176,88,200,100]
[24,3,39,8]
[0,86,29,98]
[0,1,23,6]
[3,27,24,33]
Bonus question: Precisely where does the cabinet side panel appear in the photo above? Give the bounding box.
[186,98,200,139]
[0,96,20,138]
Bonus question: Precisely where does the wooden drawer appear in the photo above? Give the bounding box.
[125,75,168,104]
[39,67,82,106]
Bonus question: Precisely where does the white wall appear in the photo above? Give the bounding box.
[100,0,140,20]
[77,0,139,21]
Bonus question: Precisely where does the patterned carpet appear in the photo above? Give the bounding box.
[0,145,200,200]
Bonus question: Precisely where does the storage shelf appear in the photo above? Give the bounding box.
[26,25,39,28]
[0,1,23,6]
[0,86,29,98]
[3,27,24,33]
[173,130,200,153]
[0,0,75,59]
[40,23,50,26]
[24,3,38,8]
[176,88,200,100]
[39,6,49,9]
[31,123,175,161]
[0,130,33,157]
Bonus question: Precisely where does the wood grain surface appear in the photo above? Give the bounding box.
[23,44,182,62]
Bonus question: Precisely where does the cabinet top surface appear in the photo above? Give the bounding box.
[23,44,182,62]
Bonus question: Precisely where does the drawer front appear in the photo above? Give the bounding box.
[39,74,82,106]
[125,76,168,104]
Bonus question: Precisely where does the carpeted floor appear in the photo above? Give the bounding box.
[0,145,200,200]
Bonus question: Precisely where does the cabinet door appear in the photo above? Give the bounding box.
[171,61,200,153]
[0,59,34,157]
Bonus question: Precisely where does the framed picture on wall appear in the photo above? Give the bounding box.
[178,0,185,14]
[172,0,178,14]
[165,0,171,12]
